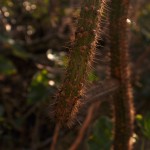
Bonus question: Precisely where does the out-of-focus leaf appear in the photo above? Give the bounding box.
[136,113,150,139]
[12,47,31,59]
[46,49,68,67]
[88,71,99,83]
[138,4,150,43]
[87,116,112,150]
[0,55,17,75]
[0,35,31,59]
[27,69,53,104]
[60,52,68,67]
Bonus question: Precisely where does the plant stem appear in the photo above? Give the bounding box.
[109,0,135,149]
[53,0,103,127]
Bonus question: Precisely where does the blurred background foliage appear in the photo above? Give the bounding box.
[0,0,150,149]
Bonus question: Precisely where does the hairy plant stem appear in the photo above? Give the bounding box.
[53,0,106,127]
[109,0,135,149]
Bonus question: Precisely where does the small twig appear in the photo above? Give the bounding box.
[69,103,99,150]
[86,84,119,104]
[23,103,40,119]
[50,122,61,150]
[37,138,52,149]
[86,79,119,104]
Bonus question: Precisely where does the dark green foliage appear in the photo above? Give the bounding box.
[136,113,150,139]
[28,69,52,104]
[138,4,150,43]
[88,116,112,150]
[0,55,16,75]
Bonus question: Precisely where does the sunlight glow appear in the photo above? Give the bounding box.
[8,39,15,45]
[27,25,34,35]
[126,18,131,24]
[5,24,11,31]
[4,11,9,17]
[47,53,55,60]
[23,1,36,11]
[31,4,36,10]
[48,80,55,86]
[129,133,138,147]
[47,49,55,60]
[2,7,7,12]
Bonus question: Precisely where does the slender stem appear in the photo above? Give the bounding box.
[69,102,100,150]
[50,122,61,150]
[109,0,135,149]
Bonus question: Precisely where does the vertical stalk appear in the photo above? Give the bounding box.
[109,0,134,149]
[53,0,104,127]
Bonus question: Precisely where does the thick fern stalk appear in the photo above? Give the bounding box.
[109,0,134,149]
[53,0,105,127]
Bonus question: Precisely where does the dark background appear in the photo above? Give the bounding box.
[0,0,150,149]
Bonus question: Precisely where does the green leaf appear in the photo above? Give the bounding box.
[136,113,150,139]
[0,34,31,60]
[0,55,17,75]
[27,69,53,104]
[88,71,99,83]
[12,47,31,60]
[87,116,112,150]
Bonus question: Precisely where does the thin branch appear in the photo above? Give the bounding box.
[69,103,100,150]
[50,122,61,150]
[86,79,119,104]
